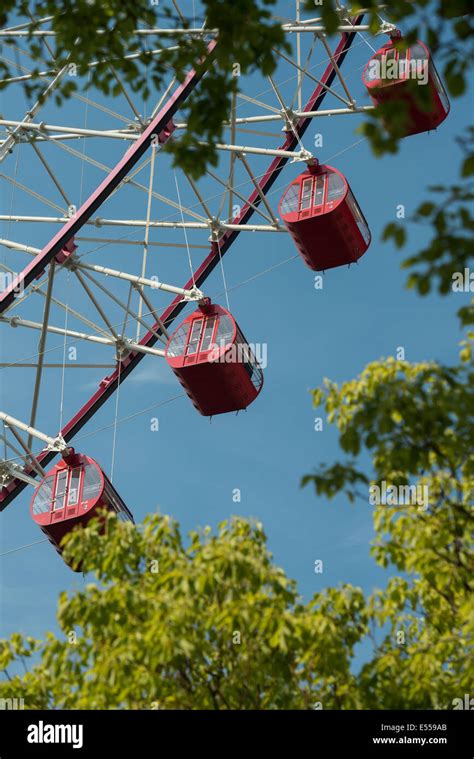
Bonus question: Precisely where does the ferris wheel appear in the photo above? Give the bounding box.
[0,3,450,568]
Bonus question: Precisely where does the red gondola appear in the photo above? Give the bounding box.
[30,450,134,570]
[278,161,371,271]
[362,38,450,137]
[165,300,263,416]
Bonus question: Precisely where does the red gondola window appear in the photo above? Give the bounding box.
[187,320,201,355]
[367,46,410,85]
[82,463,102,501]
[103,479,125,518]
[327,173,345,206]
[214,314,235,350]
[235,328,263,391]
[68,467,82,506]
[200,316,217,352]
[280,183,299,215]
[54,470,68,511]
[280,170,348,219]
[168,315,233,360]
[300,178,313,211]
[33,475,55,515]
[366,52,383,82]
[382,48,396,84]
[389,47,407,81]
[408,44,426,85]
[429,59,450,112]
[167,324,189,358]
[347,190,371,245]
[313,175,325,208]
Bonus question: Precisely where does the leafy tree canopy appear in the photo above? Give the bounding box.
[0,513,368,709]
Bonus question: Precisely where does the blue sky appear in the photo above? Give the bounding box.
[0,1,471,668]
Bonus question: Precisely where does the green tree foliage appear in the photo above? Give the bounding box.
[303,345,474,708]
[0,514,368,709]
[383,125,474,311]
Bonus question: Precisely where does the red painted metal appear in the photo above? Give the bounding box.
[1,16,365,510]
[362,39,450,136]
[279,162,371,270]
[165,301,263,416]
[30,449,133,570]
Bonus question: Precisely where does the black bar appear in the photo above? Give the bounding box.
[0,709,472,757]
